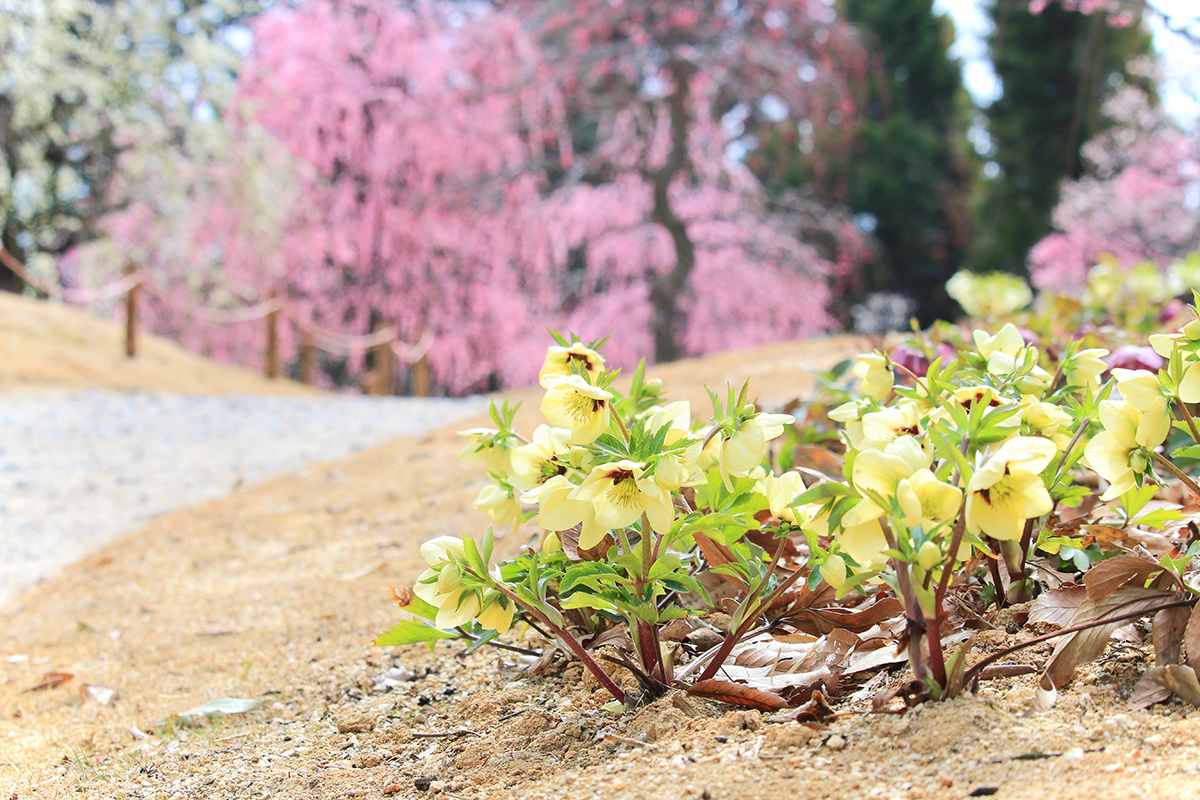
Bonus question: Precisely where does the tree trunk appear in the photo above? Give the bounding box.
[648,60,697,364]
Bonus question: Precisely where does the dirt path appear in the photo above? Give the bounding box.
[0,322,1195,800]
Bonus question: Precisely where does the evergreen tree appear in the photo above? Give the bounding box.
[839,0,974,325]
[970,0,1152,276]
[750,0,972,326]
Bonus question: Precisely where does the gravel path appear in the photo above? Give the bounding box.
[0,391,486,605]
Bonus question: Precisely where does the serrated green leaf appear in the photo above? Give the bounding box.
[560,592,619,612]
[374,619,458,647]
[1172,444,1200,461]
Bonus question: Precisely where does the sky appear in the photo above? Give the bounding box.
[933,0,1200,124]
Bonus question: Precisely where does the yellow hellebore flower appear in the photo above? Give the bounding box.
[852,353,894,400]
[860,401,923,449]
[411,539,484,629]
[642,401,704,491]
[1111,369,1165,409]
[1150,321,1200,402]
[836,518,890,567]
[538,343,605,387]
[1019,395,1073,446]
[1083,397,1170,501]
[895,470,962,532]
[973,325,1050,391]
[509,425,572,490]
[540,374,613,444]
[851,435,930,500]
[928,385,1019,429]
[947,271,1031,317]
[829,400,866,449]
[760,470,807,524]
[433,586,482,629]
[965,437,1058,541]
[973,324,1027,362]
[477,595,515,633]
[821,554,848,590]
[1065,347,1110,396]
[473,484,523,531]
[524,474,605,550]
[844,435,929,527]
[458,427,514,474]
[719,411,795,483]
[1084,261,1122,306]
[571,459,675,538]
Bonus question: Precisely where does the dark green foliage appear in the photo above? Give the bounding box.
[840,0,975,324]
[757,0,973,325]
[970,0,1153,277]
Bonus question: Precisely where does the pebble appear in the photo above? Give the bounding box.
[0,390,484,604]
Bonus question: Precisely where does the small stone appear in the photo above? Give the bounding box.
[430,780,446,793]
[413,776,436,791]
[336,712,376,734]
[825,734,847,751]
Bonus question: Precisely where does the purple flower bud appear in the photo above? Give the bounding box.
[1106,345,1164,375]
[891,344,930,379]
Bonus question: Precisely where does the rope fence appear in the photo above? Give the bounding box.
[0,248,433,396]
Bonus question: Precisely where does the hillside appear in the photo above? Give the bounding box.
[0,291,316,394]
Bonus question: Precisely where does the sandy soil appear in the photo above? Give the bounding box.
[0,292,316,395]
[1,296,1196,800]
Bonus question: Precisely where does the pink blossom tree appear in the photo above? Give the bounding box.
[1029,82,1200,293]
[94,0,870,393]
[505,0,868,364]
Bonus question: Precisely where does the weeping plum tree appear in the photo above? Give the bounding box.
[1029,81,1200,292]
[97,0,869,393]
[505,0,870,364]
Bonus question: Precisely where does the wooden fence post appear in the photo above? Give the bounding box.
[412,326,431,397]
[300,331,316,386]
[265,292,281,379]
[124,264,139,359]
[367,323,393,396]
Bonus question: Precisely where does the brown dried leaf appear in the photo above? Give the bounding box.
[658,618,694,642]
[779,690,837,723]
[790,446,845,481]
[687,679,789,711]
[25,671,73,692]
[1146,664,1200,706]
[1082,554,1163,601]
[1028,586,1087,627]
[1128,673,1174,709]
[1185,604,1200,675]
[1154,606,1191,666]
[782,597,904,636]
[559,525,616,561]
[692,532,745,587]
[1039,586,1178,690]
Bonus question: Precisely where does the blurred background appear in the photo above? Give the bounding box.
[1,0,1196,394]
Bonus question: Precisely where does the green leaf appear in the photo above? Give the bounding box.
[1119,484,1159,519]
[1131,508,1186,530]
[394,592,441,621]
[374,619,458,647]
[461,536,487,575]
[1171,444,1200,461]
[560,592,619,612]
[482,526,495,565]
[789,481,853,507]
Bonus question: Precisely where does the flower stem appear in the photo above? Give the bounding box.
[1175,394,1200,443]
[1152,450,1200,500]
[487,582,627,705]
